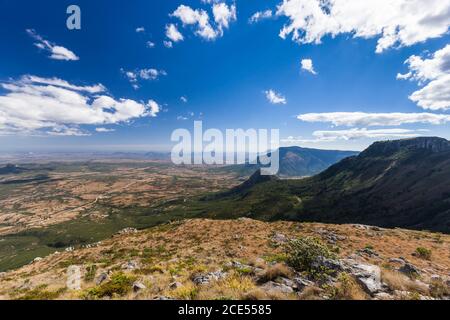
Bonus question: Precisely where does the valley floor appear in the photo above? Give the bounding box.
[0,219,448,300]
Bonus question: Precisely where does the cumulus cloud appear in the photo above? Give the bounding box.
[297,112,450,127]
[276,0,450,53]
[301,59,317,75]
[265,89,287,105]
[135,27,145,33]
[121,68,167,89]
[212,2,237,31]
[0,76,159,136]
[180,96,188,103]
[170,3,236,41]
[26,29,79,61]
[146,41,156,48]
[249,10,273,23]
[165,24,184,42]
[398,44,450,110]
[147,99,160,117]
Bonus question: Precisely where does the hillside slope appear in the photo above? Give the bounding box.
[0,219,448,300]
[188,137,450,233]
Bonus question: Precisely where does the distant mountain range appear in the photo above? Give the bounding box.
[226,146,358,177]
[194,137,450,233]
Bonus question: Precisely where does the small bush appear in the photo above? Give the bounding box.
[285,237,336,278]
[83,272,136,299]
[84,264,97,282]
[327,273,367,300]
[170,283,199,300]
[415,247,432,260]
[429,279,450,298]
[18,285,65,300]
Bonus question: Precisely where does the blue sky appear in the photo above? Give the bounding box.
[0,0,449,152]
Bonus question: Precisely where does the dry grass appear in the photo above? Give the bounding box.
[381,269,429,295]
[257,264,293,283]
[298,286,324,300]
[329,273,368,300]
[1,218,449,300]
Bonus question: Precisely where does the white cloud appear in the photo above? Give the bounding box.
[312,128,427,141]
[164,40,173,48]
[398,44,450,110]
[180,96,188,103]
[26,29,79,61]
[171,3,236,41]
[171,5,217,40]
[146,41,156,48]
[249,10,273,23]
[212,3,237,31]
[0,76,159,136]
[276,0,450,53]
[297,112,450,126]
[282,128,427,143]
[301,59,317,75]
[265,89,287,105]
[147,100,160,117]
[165,24,184,42]
[121,68,167,89]
[136,27,145,33]
[95,127,115,133]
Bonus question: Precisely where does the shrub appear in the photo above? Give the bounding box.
[285,237,336,278]
[84,264,97,282]
[83,272,136,299]
[429,279,450,298]
[415,247,432,260]
[327,273,366,300]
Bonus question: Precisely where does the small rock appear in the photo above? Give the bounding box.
[389,258,405,264]
[292,277,315,291]
[133,281,146,292]
[121,260,140,271]
[169,282,182,289]
[261,281,294,294]
[399,263,421,277]
[374,292,393,300]
[192,271,227,286]
[95,272,109,285]
[154,296,174,300]
[33,257,43,263]
[65,247,75,252]
[272,233,288,244]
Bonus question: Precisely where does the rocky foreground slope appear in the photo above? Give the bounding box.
[0,219,448,300]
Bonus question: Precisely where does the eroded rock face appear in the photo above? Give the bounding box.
[342,260,384,295]
[192,271,227,286]
[260,281,294,295]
